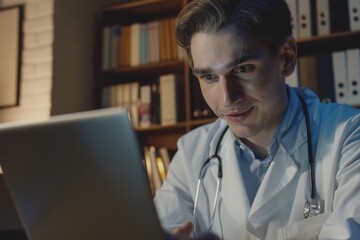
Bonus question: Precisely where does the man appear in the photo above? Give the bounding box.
[155,0,360,239]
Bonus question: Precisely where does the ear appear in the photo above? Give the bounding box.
[280,37,297,78]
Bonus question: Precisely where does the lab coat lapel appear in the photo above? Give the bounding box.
[221,135,250,226]
[249,142,299,228]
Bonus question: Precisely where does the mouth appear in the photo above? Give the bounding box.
[224,107,254,122]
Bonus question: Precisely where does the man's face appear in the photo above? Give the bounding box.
[190,26,288,140]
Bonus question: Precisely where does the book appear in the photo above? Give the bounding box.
[140,23,148,64]
[139,84,152,127]
[143,146,155,195]
[160,74,177,125]
[315,0,330,35]
[147,22,155,63]
[123,83,131,111]
[108,85,117,107]
[346,48,360,105]
[158,147,170,172]
[348,0,360,31]
[130,82,139,127]
[119,25,131,66]
[102,26,111,70]
[169,18,178,60]
[115,84,124,108]
[332,51,349,103]
[159,19,173,61]
[111,25,121,68]
[147,146,163,191]
[130,23,141,66]
[151,80,160,124]
[101,87,111,108]
[151,21,160,62]
[298,0,313,37]
[164,19,172,61]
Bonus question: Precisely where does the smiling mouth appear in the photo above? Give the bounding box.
[225,107,254,122]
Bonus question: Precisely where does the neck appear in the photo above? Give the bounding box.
[241,132,273,160]
[242,86,290,159]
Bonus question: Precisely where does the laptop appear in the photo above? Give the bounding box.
[0,108,165,240]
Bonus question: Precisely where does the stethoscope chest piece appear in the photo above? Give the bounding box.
[303,199,322,218]
[303,201,311,218]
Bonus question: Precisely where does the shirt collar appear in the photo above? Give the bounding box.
[270,86,306,155]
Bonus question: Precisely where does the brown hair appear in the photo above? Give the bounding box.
[176,0,292,66]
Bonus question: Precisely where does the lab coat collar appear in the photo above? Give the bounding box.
[221,132,252,227]
[270,86,305,155]
[248,142,299,223]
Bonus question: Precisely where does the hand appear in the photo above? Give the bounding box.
[165,221,220,240]
[173,221,192,237]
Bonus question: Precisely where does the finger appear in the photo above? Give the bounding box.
[172,221,193,236]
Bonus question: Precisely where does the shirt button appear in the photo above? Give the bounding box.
[263,162,270,168]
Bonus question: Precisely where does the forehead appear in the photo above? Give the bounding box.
[190,26,268,69]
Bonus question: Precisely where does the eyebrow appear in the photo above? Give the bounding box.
[192,52,261,75]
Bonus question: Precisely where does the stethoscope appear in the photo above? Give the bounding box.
[192,94,322,237]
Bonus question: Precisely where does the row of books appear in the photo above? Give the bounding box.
[286,0,360,38]
[101,74,181,127]
[286,48,360,105]
[102,17,183,70]
[142,146,171,196]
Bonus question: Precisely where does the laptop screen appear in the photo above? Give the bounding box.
[0,108,165,240]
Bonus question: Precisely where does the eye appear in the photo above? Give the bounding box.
[234,64,254,74]
[199,74,218,84]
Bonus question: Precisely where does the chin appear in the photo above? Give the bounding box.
[229,125,258,139]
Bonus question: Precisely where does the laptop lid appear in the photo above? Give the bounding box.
[0,108,165,240]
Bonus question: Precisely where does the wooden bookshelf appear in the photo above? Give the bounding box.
[96,0,360,150]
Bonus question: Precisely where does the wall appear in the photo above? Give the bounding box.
[0,0,54,123]
[51,0,122,115]
[0,0,123,122]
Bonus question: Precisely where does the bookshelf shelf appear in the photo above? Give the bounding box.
[102,0,183,26]
[110,60,184,74]
[101,60,185,86]
[135,117,219,133]
[135,121,187,133]
[297,30,360,57]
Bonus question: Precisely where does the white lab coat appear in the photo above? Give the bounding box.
[154,87,360,240]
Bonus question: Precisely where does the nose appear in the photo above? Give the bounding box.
[218,76,243,106]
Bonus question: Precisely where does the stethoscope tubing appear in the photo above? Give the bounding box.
[298,95,317,200]
[192,125,228,237]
